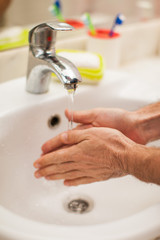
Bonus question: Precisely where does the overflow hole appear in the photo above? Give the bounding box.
[48,115,61,128]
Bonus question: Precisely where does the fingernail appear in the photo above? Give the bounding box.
[34,162,41,168]
[64,180,70,186]
[41,144,46,153]
[45,176,50,180]
[35,172,41,178]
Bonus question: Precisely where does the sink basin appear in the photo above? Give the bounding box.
[0,70,160,240]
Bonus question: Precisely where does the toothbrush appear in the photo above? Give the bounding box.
[49,0,65,22]
[108,13,125,37]
[82,13,96,35]
[54,0,61,10]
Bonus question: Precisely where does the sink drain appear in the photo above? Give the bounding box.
[64,196,94,214]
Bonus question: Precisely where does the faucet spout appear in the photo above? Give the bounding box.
[26,22,82,94]
[47,55,81,91]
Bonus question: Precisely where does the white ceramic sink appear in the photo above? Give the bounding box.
[0,70,160,240]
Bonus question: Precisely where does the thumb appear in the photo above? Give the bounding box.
[41,130,84,154]
[65,108,95,124]
[61,130,84,145]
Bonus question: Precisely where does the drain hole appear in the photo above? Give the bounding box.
[68,199,89,214]
[48,115,61,128]
[65,196,94,214]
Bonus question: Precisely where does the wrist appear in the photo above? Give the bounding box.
[134,109,160,144]
[126,143,160,184]
[126,143,147,178]
[121,111,147,144]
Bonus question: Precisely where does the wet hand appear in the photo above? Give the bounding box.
[33,128,135,186]
[65,108,146,144]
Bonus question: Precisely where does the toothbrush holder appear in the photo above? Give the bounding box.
[87,29,121,69]
[66,19,85,29]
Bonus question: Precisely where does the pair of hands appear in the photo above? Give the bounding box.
[33,108,145,186]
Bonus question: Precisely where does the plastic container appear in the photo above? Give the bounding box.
[65,19,85,29]
[87,29,121,69]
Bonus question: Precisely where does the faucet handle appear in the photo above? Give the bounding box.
[29,21,74,50]
[45,22,74,31]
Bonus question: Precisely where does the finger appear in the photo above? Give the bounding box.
[34,148,72,168]
[74,124,93,130]
[41,132,67,154]
[64,177,95,186]
[44,170,89,181]
[34,162,92,177]
[64,172,114,186]
[34,134,88,168]
[59,129,86,145]
[34,162,73,178]
[42,129,85,154]
[65,109,96,124]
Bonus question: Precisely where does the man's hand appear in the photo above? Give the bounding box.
[33,128,135,186]
[33,103,160,186]
[65,108,146,144]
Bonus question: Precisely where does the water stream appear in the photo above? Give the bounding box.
[67,89,75,130]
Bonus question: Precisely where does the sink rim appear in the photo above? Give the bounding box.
[1,203,160,240]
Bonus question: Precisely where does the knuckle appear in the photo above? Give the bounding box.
[58,148,69,160]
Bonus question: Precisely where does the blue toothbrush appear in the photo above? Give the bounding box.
[109,13,125,37]
[54,0,61,11]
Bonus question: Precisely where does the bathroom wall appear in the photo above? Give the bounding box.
[4,0,91,26]
[4,0,159,27]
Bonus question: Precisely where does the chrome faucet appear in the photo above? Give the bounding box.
[26,22,82,94]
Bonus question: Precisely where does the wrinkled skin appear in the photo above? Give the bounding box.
[34,127,135,186]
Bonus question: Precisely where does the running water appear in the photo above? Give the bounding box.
[67,89,75,130]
